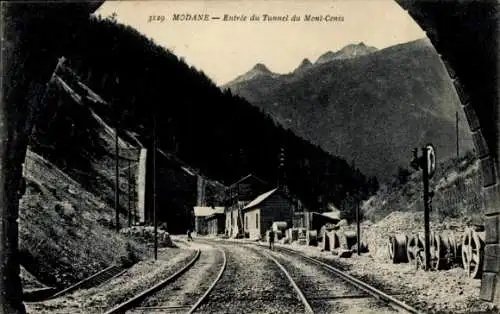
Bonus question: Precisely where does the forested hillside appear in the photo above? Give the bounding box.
[225,39,473,181]
[32,15,378,212]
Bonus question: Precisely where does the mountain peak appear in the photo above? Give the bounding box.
[252,63,271,73]
[316,42,377,64]
[300,58,313,67]
[223,62,276,86]
[295,58,313,73]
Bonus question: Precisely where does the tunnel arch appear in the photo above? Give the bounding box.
[395,0,499,303]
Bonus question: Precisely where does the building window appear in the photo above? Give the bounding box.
[256,213,259,228]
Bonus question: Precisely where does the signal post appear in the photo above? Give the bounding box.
[410,144,436,270]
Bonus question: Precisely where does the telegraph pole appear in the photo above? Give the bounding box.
[115,122,120,232]
[153,113,158,260]
[356,193,360,255]
[132,171,136,225]
[456,111,459,159]
[128,158,132,228]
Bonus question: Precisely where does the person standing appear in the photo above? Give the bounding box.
[268,229,275,250]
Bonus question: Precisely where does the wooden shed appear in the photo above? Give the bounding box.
[193,206,224,235]
[206,210,225,235]
[293,211,341,234]
[242,188,294,240]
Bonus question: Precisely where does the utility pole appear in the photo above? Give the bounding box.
[128,158,132,228]
[153,113,158,260]
[115,118,120,232]
[132,170,136,225]
[356,193,360,256]
[422,147,431,270]
[411,144,436,271]
[456,111,459,159]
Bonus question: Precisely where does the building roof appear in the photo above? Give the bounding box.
[206,212,225,220]
[242,188,278,210]
[228,173,267,187]
[193,206,224,217]
[319,211,341,221]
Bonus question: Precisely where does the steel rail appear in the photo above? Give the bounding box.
[187,245,227,313]
[276,245,422,314]
[250,248,314,314]
[103,249,201,314]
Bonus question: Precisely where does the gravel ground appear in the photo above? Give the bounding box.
[194,243,305,314]
[276,242,499,314]
[262,246,397,314]
[25,246,196,314]
[128,242,225,314]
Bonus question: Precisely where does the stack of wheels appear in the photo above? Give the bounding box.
[429,231,445,270]
[388,233,408,263]
[461,227,485,279]
[407,232,424,266]
[407,231,447,270]
[306,230,318,246]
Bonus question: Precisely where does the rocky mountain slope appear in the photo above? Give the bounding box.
[224,39,473,181]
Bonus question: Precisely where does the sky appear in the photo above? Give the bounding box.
[95,0,426,85]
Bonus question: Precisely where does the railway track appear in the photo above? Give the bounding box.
[104,243,226,314]
[194,242,308,313]
[256,244,422,314]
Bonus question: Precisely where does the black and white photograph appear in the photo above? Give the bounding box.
[1,0,499,313]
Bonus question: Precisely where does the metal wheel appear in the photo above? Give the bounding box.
[427,231,440,270]
[407,233,423,265]
[461,228,484,279]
